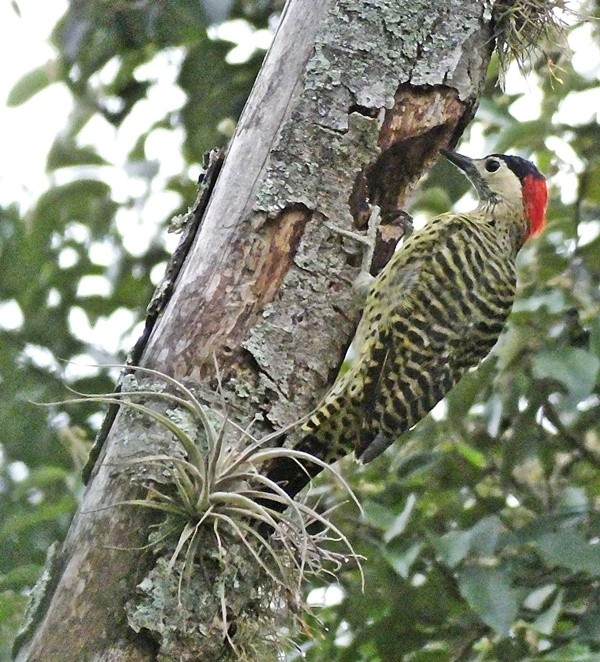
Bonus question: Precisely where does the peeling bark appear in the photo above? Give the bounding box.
[19,1,494,659]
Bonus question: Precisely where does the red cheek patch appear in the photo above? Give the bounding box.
[523,174,548,238]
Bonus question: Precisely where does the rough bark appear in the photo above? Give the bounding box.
[18,0,493,659]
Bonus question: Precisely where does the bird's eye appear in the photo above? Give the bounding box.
[485,159,501,173]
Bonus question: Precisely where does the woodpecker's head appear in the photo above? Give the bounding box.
[441,149,547,239]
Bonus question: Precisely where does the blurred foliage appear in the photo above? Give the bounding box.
[0,0,271,658]
[1,0,599,660]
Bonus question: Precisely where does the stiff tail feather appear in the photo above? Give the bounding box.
[264,390,360,500]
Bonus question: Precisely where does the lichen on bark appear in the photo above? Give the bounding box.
[126,541,287,662]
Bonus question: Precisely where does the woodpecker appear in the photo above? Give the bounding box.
[267,150,548,500]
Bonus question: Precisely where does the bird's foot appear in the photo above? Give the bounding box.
[326,204,380,298]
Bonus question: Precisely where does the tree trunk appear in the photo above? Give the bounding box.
[18,0,493,659]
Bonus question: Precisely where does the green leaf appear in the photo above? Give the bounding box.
[433,517,501,568]
[524,584,557,610]
[532,348,599,408]
[589,315,600,358]
[0,590,28,652]
[383,542,423,579]
[558,487,588,518]
[32,179,116,239]
[433,530,473,568]
[413,187,451,216]
[0,496,76,539]
[384,493,416,543]
[469,516,501,557]
[494,119,549,153]
[0,564,42,590]
[579,603,600,644]
[47,138,108,171]
[578,234,600,272]
[512,290,567,314]
[7,66,53,106]
[454,441,487,468]
[533,589,563,635]
[153,0,209,44]
[178,36,261,157]
[540,642,599,661]
[535,532,600,575]
[395,451,444,481]
[362,500,398,532]
[457,566,519,637]
[404,647,451,662]
[9,1,21,17]
[580,163,600,207]
[10,466,70,499]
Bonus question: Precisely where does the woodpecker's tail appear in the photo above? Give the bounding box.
[263,392,364,504]
[254,432,331,540]
[263,432,330,502]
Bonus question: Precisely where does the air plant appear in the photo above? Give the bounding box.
[43,366,363,656]
[493,0,570,83]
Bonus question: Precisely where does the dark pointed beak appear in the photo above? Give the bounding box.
[440,149,476,174]
[440,149,493,202]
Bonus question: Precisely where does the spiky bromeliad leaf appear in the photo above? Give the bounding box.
[37,365,364,646]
